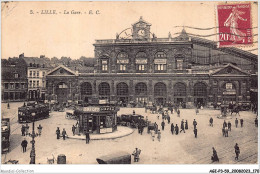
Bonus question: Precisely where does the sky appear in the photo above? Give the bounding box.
[1,1,258,59]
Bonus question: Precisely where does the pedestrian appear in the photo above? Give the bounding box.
[255,117,258,127]
[194,128,198,138]
[209,117,213,127]
[85,131,90,144]
[157,115,160,120]
[185,120,188,130]
[211,147,219,162]
[25,124,29,136]
[132,148,141,162]
[224,127,229,137]
[62,128,67,140]
[21,138,28,153]
[193,119,197,129]
[133,110,135,115]
[228,121,231,131]
[240,119,244,127]
[7,102,10,109]
[222,127,225,137]
[167,116,170,124]
[234,143,240,160]
[235,118,238,128]
[223,120,227,128]
[170,107,173,114]
[151,129,155,141]
[56,127,60,139]
[175,124,179,135]
[195,108,199,115]
[21,125,25,136]
[180,119,185,133]
[157,130,161,142]
[37,124,43,136]
[161,121,165,131]
[140,125,144,135]
[171,123,174,135]
[177,109,180,117]
[72,125,76,136]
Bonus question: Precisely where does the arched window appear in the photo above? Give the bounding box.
[117,52,128,71]
[81,82,92,95]
[154,52,167,72]
[99,82,110,96]
[117,82,128,96]
[135,83,147,96]
[135,52,147,72]
[194,82,207,96]
[154,82,167,96]
[174,83,186,96]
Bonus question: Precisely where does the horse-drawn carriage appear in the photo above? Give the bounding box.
[96,152,131,164]
[65,110,78,120]
[147,121,156,133]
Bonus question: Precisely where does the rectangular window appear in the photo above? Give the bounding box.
[29,81,32,87]
[119,64,127,71]
[10,83,14,89]
[14,73,19,78]
[177,60,183,70]
[101,60,108,71]
[138,65,145,71]
[15,83,19,89]
[21,83,24,89]
[37,81,39,87]
[102,64,108,71]
[33,81,35,87]
[33,71,36,77]
[29,71,32,77]
[37,71,39,77]
[155,64,167,71]
[43,72,45,77]
[5,83,8,89]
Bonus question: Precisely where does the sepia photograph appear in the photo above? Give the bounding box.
[1,1,258,173]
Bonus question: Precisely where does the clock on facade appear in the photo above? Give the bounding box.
[138,29,145,37]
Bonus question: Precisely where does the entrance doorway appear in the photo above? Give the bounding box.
[155,98,166,106]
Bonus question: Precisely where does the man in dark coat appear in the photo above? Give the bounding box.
[154,122,158,134]
[167,116,170,124]
[222,127,225,137]
[211,147,219,162]
[228,121,231,131]
[223,120,227,128]
[235,118,238,128]
[185,120,188,129]
[86,131,90,144]
[171,123,174,135]
[21,125,25,136]
[161,121,165,131]
[194,128,198,138]
[255,117,258,127]
[177,109,180,117]
[193,119,197,129]
[209,117,213,127]
[175,124,179,135]
[21,139,28,153]
[180,120,185,133]
[72,125,76,136]
[234,143,240,160]
[62,128,67,140]
[240,119,244,127]
[56,127,60,139]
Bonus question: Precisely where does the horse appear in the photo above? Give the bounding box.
[230,107,240,116]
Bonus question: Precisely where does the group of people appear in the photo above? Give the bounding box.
[56,127,67,140]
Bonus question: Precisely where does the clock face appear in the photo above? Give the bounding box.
[138,29,145,37]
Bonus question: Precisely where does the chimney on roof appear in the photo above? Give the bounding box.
[40,55,45,58]
[19,53,24,58]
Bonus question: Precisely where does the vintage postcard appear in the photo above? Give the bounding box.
[1,1,258,173]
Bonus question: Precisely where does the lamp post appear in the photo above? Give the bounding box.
[29,112,37,164]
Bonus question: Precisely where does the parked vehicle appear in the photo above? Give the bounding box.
[96,152,131,164]
[147,122,156,133]
[18,103,50,123]
[1,118,10,153]
[117,114,147,128]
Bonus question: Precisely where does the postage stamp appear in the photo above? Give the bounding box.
[216,3,252,47]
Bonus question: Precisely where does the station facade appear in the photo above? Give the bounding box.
[46,17,258,107]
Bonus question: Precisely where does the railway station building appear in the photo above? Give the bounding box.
[46,17,258,108]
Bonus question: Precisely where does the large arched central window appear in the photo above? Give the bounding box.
[154,52,167,72]
[154,82,167,96]
[81,82,92,95]
[194,82,207,96]
[117,82,128,96]
[135,83,147,96]
[117,52,129,71]
[174,83,186,96]
[135,52,147,72]
[99,82,110,96]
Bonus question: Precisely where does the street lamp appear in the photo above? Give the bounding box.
[29,112,38,164]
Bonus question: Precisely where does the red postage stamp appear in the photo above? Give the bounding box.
[217,3,252,47]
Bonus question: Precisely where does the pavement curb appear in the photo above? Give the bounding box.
[67,128,135,141]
